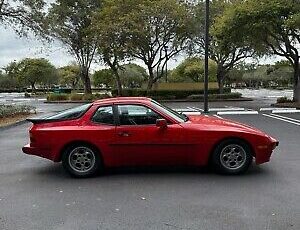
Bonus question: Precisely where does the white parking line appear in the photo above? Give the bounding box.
[260,107,296,111]
[186,107,199,111]
[209,107,245,112]
[183,112,202,115]
[272,109,300,114]
[270,113,300,123]
[262,114,300,126]
[191,107,204,112]
[217,111,258,115]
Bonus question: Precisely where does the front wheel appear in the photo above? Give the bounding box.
[212,139,253,175]
[62,144,102,178]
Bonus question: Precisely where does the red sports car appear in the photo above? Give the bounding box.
[23,97,278,177]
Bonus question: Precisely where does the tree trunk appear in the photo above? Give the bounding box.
[146,67,154,95]
[216,67,225,94]
[111,66,122,96]
[31,82,36,94]
[81,67,92,94]
[293,61,300,102]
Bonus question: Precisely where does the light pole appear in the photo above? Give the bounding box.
[204,0,210,113]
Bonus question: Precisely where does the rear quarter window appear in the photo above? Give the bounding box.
[46,103,92,120]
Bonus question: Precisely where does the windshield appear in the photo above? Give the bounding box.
[151,100,188,123]
[46,103,92,120]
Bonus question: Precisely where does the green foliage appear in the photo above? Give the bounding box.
[47,93,69,101]
[93,64,148,88]
[58,65,81,89]
[0,0,46,36]
[47,93,111,101]
[187,93,242,100]
[93,69,115,88]
[241,65,293,88]
[0,75,19,90]
[119,64,148,88]
[169,57,217,83]
[190,0,254,92]
[111,88,231,100]
[277,97,294,104]
[0,105,35,118]
[214,0,300,100]
[16,58,58,89]
[46,0,102,94]
[93,0,192,90]
[69,93,84,101]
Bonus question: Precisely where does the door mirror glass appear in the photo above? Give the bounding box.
[156,119,167,129]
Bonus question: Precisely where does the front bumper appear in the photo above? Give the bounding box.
[255,140,279,165]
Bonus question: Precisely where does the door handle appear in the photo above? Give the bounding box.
[118,131,131,137]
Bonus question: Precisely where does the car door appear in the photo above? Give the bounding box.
[111,104,191,166]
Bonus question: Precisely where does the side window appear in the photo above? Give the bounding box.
[118,104,163,126]
[92,106,114,125]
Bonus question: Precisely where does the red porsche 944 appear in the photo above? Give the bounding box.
[23,97,278,177]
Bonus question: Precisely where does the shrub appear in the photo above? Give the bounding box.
[24,92,31,98]
[277,96,294,103]
[69,93,84,101]
[94,93,111,100]
[47,93,69,101]
[82,94,95,101]
[0,105,35,118]
[111,88,231,99]
[187,93,242,100]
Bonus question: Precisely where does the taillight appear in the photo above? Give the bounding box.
[30,132,36,143]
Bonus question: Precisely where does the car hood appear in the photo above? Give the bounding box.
[186,115,267,136]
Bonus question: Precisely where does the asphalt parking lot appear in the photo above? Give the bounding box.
[0,101,299,230]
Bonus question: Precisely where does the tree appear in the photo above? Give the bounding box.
[95,0,192,92]
[119,64,148,88]
[92,0,132,96]
[93,64,148,89]
[190,0,254,93]
[169,57,217,83]
[0,71,19,90]
[16,58,57,92]
[93,69,115,88]
[58,64,81,90]
[46,0,101,94]
[214,0,300,101]
[0,0,45,36]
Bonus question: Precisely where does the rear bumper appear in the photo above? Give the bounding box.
[22,144,54,161]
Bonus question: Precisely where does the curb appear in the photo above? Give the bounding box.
[0,119,29,131]
[271,103,300,109]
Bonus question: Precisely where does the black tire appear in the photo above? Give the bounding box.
[211,139,253,175]
[62,144,102,178]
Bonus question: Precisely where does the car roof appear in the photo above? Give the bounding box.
[93,97,151,105]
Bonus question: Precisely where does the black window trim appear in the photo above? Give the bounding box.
[115,103,172,127]
[90,104,116,126]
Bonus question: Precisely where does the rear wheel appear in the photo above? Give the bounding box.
[212,139,253,175]
[62,144,102,178]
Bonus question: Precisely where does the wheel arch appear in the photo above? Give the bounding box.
[57,140,103,163]
[208,136,255,164]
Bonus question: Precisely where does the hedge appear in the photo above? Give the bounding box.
[187,93,242,100]
[111,88,231,99]
[47,93,111,101]
[0,105,35,118]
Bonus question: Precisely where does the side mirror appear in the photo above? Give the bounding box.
[156,119,167,129]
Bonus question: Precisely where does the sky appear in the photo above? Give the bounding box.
[0,25,282,73]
